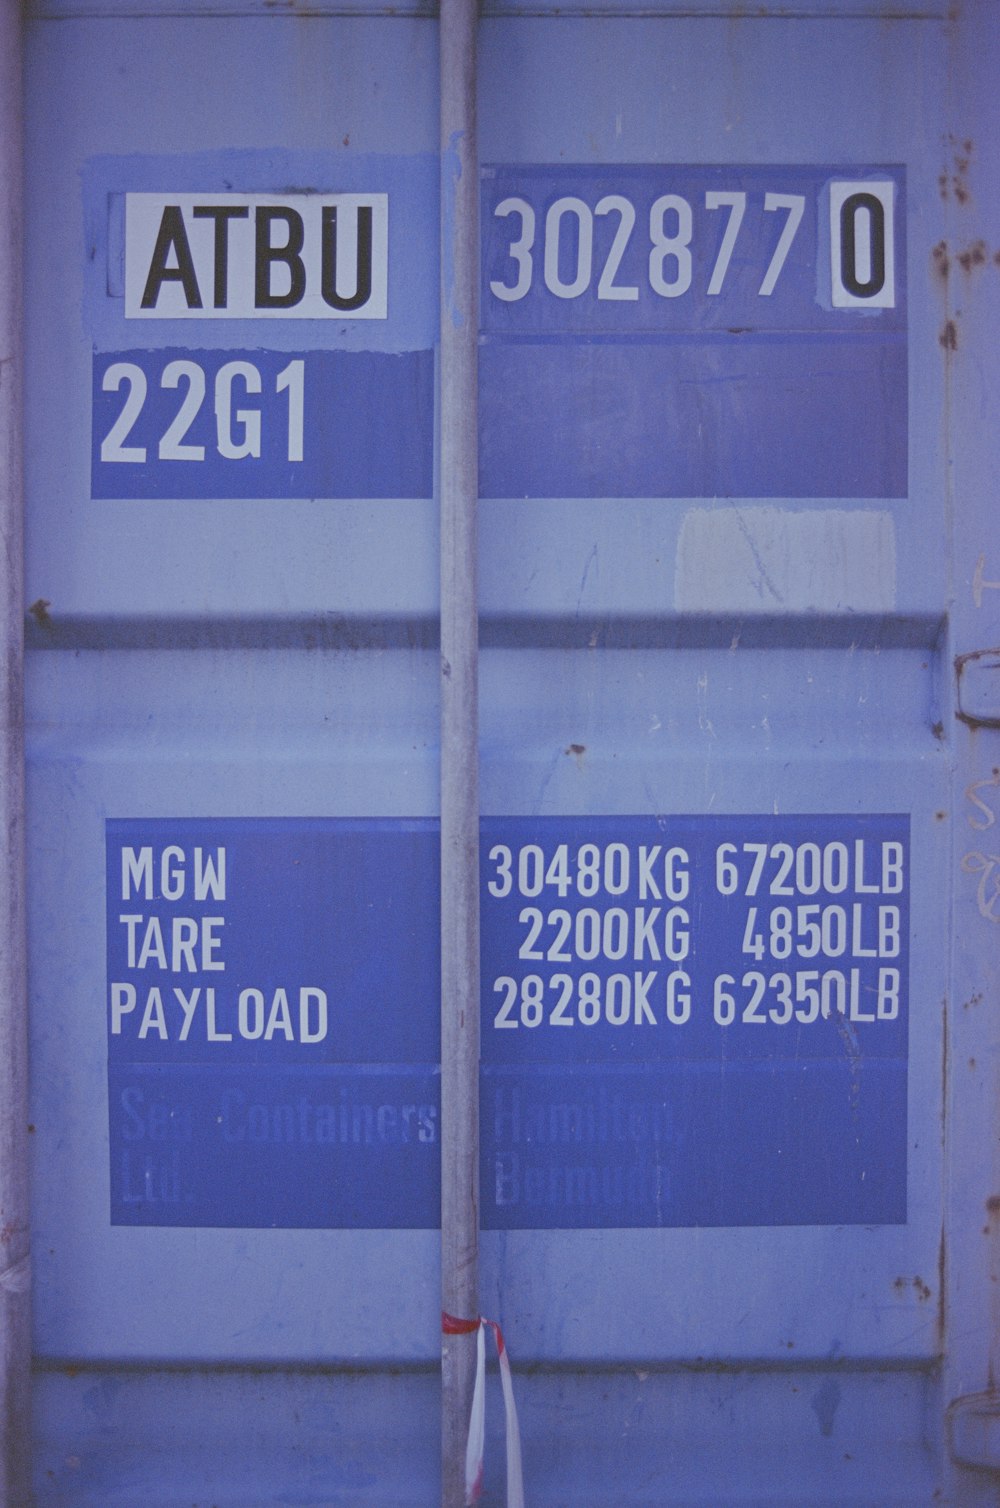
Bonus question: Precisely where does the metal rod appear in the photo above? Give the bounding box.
[0,3,30,1504]
[439,0,480,1500]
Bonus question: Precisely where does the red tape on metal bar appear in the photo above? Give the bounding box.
[442,1313,525,1507]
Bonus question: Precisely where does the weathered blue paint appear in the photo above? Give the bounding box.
[480,163,906,498]
[20,0,1000,1502]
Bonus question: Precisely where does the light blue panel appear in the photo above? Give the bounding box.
[24,15,440,615]
[477,12,948,619]
[478,638,948,1361]
[27,648,441,1361]
[28,0,953,12]
[32,1363,943,1507]
[33,1367,441,1507]
[22,3,970,1505]
[469,3,953,1387]
[936,3,1000,1496]
[489,0,950,12]
[480,163,907,499]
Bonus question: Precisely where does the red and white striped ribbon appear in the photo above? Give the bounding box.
[442,1312,525,1508]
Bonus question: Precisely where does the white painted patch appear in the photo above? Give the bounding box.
[674,507,896,612]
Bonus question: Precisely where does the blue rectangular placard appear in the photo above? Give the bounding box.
[106,813,908,1229]
[92,349,433,500]
[479,164,907,499]
[479,814,909,1228]
[106,818,441,1228]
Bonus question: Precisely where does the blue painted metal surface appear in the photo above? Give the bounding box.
[480,163,907,498]
[19,0,1000,1503]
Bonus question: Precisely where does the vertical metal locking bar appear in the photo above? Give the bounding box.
[439,0,480,1502]
[0,2,30,1503]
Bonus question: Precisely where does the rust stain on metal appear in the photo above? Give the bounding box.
[565,743,586,759]
[956,650,1000,730]
[932,241,949,280]
[939,320,959,352]
[941,1000,948,1147]
[944,136,974,206]
[957,240,988,274]
[892,1274,932,1302]
[28,597,51,627]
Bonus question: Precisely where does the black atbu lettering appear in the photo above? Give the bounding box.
[321,205,374,311]
[191,204,250,308]
[140,205,203,310]
[254,207,306,309]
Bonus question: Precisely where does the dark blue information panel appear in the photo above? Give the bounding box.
[106,813,908,1229]
[106,818,441,1227]
[92,348,433,500]
[479,814,909,1229]
[480,164,907,499]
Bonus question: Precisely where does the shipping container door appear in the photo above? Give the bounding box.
[476,4,949,1504]
[20,0,1000,1503]
[25,3,445,1503]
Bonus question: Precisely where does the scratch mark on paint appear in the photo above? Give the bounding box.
[696,671,716,738]
[972,555,1000,608]
[534,746,565,813]
[961,851,1000,921]
[966,771,1000,830]
[576,544,598,614]
[731,506,784,604]
[834,1011,862,1115]
[811,1378,842,1438]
